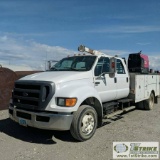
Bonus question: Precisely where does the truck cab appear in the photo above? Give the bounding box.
[94,55,129,102]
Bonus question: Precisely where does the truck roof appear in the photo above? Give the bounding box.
[72,54,113,59]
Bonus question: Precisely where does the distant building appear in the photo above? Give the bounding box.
[1,64,33,71]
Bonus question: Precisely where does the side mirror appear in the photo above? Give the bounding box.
[109,57,116,74]
[48,61,51,70]
[47,60,58,71]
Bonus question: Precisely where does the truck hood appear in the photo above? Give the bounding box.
[20,71,92,83]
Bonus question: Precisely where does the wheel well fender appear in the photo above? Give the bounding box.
[80,97,103,127]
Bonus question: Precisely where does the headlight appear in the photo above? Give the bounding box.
[58,98,65,106]
[57,98,77,107]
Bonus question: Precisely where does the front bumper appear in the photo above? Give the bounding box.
[9,107,73,131]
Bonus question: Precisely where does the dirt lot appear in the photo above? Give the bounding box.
[0,99,160,160]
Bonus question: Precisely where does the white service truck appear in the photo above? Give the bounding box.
[9,45,160,141]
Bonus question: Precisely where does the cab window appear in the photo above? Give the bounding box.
[116,59,125,74]
[50,56,96,71]
[94,57,110,76]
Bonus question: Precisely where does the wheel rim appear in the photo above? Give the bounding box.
[149,94,154,109]
[81,113,95,135]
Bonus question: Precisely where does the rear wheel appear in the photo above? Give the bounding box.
[144,92,155,110]
[70,105,98,141]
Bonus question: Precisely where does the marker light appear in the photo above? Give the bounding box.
[112,62,115,68]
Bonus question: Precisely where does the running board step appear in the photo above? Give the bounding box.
[104,106,135,119]
[103,102,119,110]
[103,102,119,115]
[124,106,135,112]
[118,98,133,110]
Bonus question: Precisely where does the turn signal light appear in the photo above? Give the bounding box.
[66,98,77,107]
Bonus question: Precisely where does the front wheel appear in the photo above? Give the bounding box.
[70,105,98,141]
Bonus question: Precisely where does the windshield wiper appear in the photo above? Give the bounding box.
[50,67,58,71]
[70,68,80,71]
[50,67,81,71]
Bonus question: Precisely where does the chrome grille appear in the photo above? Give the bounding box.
[13,80,55,111]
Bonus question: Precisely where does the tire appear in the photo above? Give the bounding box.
[144,92,155,110]
[70,105,98,142]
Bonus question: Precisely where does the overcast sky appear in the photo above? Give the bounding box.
[0,0,160,70]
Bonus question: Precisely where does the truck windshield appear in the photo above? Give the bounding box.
[50,56,96,71]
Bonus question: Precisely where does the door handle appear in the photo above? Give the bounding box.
[114,77,117,83]
[126,77,129,82]
[95,82,100,85]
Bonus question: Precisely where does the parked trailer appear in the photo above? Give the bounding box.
[0,67,17,110]
[0,65,42,110]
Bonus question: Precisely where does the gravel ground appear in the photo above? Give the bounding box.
[0,99,160,160]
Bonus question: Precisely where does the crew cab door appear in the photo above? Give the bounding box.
[94,57,117,102]
[115,59,129,99]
